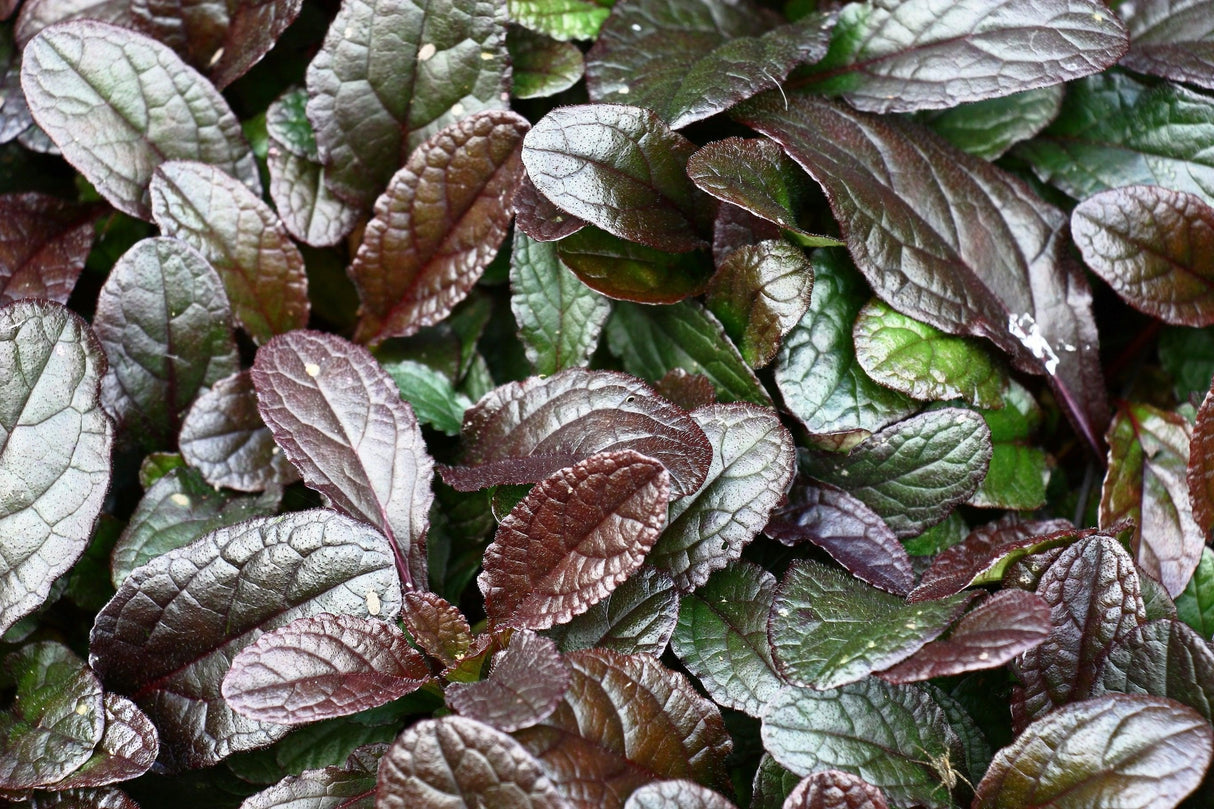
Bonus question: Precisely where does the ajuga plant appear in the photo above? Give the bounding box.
[10,0,1214,807]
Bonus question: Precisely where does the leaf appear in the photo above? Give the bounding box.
[624,780,736,809]
[510,231,612,376]
[878,590,1051,684]
[521,104,709,252]
[738,94,1109,452]
[769,559,972,691]
[252,330,436,590]
[304,0,508,208]
[149,160,308,344]
[1100,402,1203,597]
[222,613,429,725]
[444,368,711,498]
[705,240,814,368]
[806,408,993,538]
[765,481,914,597]
[1176,547,1214,636]
[544,566,679,656]
[509,26,584,100]
[381,358,473,436]
[508,0,606,40]
[513,648,732,807]
[783,771,890,809]
[377,715,569,809]
[1015,536,1148,721]
[648,403,796,591]
[972,694,1212,809]
[13,0,132,48]
[1016,72,1214,203]
[671,561,783,718]
[514,172,588,242]
[774,249,916,451]
[28,787,141,808]
[89,510,404,770]
[1190,384,1214,540]
[1092,619,1214,721]
[585,0,830,129]
[653,370,716,412]
[241,748,379,809]
[0,300,112,635]
[752,755,802,809]
[919,86,1064,161]
[20,20,259,219]
[0,641,104,790]
[446,630,571,732]
[761,679,963,809]
[479,449,669,630]
[400,590,474,667]
[796,0,1127,113]
[555,226,715,305]
[350,110,530,344]
[178,370,301,492]
[0,193,103,305]
[968,380,1050,510]
[1120,0,1214,90]
[606,301,772,406]
[852,300,1009,409]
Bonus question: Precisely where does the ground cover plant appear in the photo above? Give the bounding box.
[7,0,1214,806]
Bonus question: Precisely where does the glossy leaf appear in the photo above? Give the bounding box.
[555,226,715,304]
[544,566,679,656]
[400,590,474,667]
[304,0,509,208]
[798,0,1127,113]
[1100,402,1203,597]
[671,561,783,718]
[807,408,992,538]
[765,481,914,597]
[507,0,605,40]
[377,715,569,809]
[1176,547,1214,636]
[624,780,736,809]
[47,694,158,789]
[653,369,716,412]
[1121,0,1214,90]
[222,613,429,725]
[972,694,1212,809]
[510,231,612,375]
[446,368,711,497]
[1191,385,1214,538]
[0,193,102,305]
[150,160,308,343]
[649,403,795,591]
[513,648,733,807]
[178,370,301,492]
[89,510,404,770]
[381,358,473,436]
[479,449,669,630]
[13,0,132,47]
[1092,619,1214,720]
[27,787,140,809]
[0,301,112,635]
[241,748,379,809]
[920,86,1064,161]
[20,20,259,219]
[93,237,239,450]
[739,94,1108,452]
[783,771,889,809]
[514,171,587,242]
[769,559,971,691]
[446,630,570,732]
[350,111,529,344]
[252,330,436,590]
[969,380,1049,510]
[509,26,583,99]
[521,104,709,252]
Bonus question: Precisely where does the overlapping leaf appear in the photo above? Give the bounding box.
[783,771,889,809]
[507,0,606,40]
[0,193,102,305]
[46,694,158,790]
[20,21,259,219]
[1092,619,1214,720]
[1176,547,1214,636]
[509,26,584,99]
[446,630,571,732]
[544,567,679,656]
[1190,386,1214,537]
[13,0,132,47]
[0,301,112,635]
[920,86,1064,161]
[555,226,715,304]
[241,747,379,809]
[624,781,736,809]
[400,590,474,668]
[381,359,473,436]
[1120,0,1214,90]
[969,381,1050,510]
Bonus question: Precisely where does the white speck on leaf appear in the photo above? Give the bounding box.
[366,590,381,616]
[418,43,436,61]
[305,363,320,377]
[171,493,191,508]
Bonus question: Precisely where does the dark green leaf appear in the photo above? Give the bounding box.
[969,380,1049,510]
[751,754,800,809]
[1120,0,1214,91]
[920,86,1064,161]
[508,0,605,39]
[0,193,103,306]
[509,26,584,99]
[555,226,715,304]
[1092,619,1214,721]
[544,567,679,656]
[446,630,570,732]
[1175,547,1214,636]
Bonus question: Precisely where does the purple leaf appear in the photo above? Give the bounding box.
[446,630,571,732]
[624,780,736,809]
[1190,383,1214,539]
[222,613,430,725]
[242,746,379,809]
[1093,618,1214,721]
[252,330,436,590]
[514,171,587,242]
[400,590,474,668]
[1120,0,1214,91]
[28,787,139,809]
[712,204,783,267]
[783,771,889,809]
[544,567,679,656]
[0,300,112,634]
[14,0,132,46]
[653,370,716,412]
[0,193,103,306]
[46,694,159,789]
[479,449,670,631]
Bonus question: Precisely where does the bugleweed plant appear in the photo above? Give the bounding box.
[8,0,1214,806]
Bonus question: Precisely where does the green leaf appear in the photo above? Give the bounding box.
[508,0,607,40]
[555,226,715,304]
[853,299,1009,409]
[920,85,1064,161]
[544,567,680,657]
[508,26,584,99]
[1176,547,1214,637]
[20,21,259,219]
[1092,619,1214,721]
[968,380,1050,510]
[381,358,472,436]
[1159,326,1214,399]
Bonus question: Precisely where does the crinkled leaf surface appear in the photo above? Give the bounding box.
[783,771,889,809]
[350,110,529,344]
[765,482,914,597]
[304,0,509,208]
[93,237,239,450]
[671,561,782,718]
[653,369,716,412]
[623,780,735,809]
[1190,386,1214,537]
[446,368,710,497]
[377,715,569,809]
[222,613,429,725]
[769,559,971,691]
[241,747,379,809]
[13,0,132,48]
[544,566,679,657]
[401,590,474,668]
[1176,547,1214,636]
[1092,619,1214,721]
[507,0,606,40]
[446,630,570,732]
[89,510,404,770]
[740,94,1108,451]
[0,193,102,305]
[1100,402,1202,597]
[972,694,1212,809]
[48,694,158,789]
[969,380,1049,510]
[0,300,112,635]
[0,641,104,790]
[1121,0,1214,90]
[150,160,308,344]
[797,0,1127,113]
[381,358,473,436]
[521,104,709,252]
[513,649,732,808]
[509,26,583,99]
[751,754,801,809]
[555,226,715,305]
[252,330,435,590]
[479,449,669,630]
[806,408,992,538]
[585,0,830,129]
[649,403,795,591]
[920,86,1064,161]
[514,172,587,242]
[20,20,259,219]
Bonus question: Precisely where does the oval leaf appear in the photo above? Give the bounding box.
[544,566,680,657]
[47,694,159,790]
[401,590,474,668]
[921,86,1065,161]
[242,746,379,809]
[446,630,571,732]
[1121,0,1214,90]
[1191,385,1214,540]
[783,771,889,809]
[514,171,587,242]
[0,193,102,306]
[509,26,584,100]
[1092,618,1214,721]
[556,225,715,304]
[624,780,736,809]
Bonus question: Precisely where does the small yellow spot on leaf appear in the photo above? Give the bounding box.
[418,42,436,61]
[305,363,320,377]
[75,703,89,715]
[171,493,191,508]
[480,51,495,60]
[366,590,381,616]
